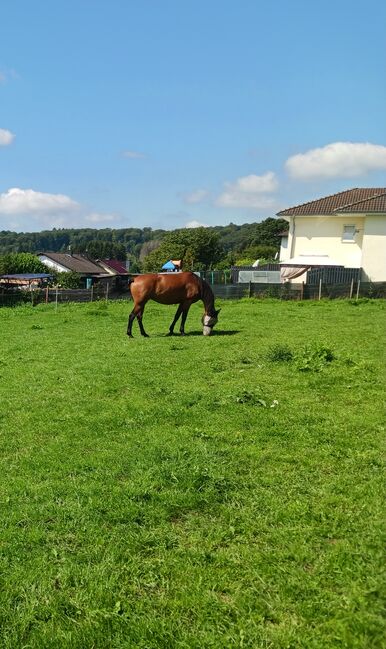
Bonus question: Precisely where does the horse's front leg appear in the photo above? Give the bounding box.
[167,304,183,336]
[179,302,192,335]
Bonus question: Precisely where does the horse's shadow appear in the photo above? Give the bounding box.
[170,329,240,337]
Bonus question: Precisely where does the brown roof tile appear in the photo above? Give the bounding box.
[277,188,386,216]
[39,252,105,274]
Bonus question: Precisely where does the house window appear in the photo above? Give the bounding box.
[342,225,356,242]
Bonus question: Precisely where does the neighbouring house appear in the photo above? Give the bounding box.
[37,252,111,287]
[96,259,130,290]
[277,188,386,282]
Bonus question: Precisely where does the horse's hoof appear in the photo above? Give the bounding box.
[143,334,150,338]
[127,334,134,338]
[166,332,174,337]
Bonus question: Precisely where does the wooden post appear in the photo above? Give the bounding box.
[300,281,304,301]
[318,278,322,301]
[45,286,49,303]
[356,279,361,300]
[349,278,354,299]
[105,283,109,301]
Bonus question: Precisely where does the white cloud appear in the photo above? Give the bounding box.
[181,189,210,204]
[285,142,386,180]
[215,171,278,209]
[184,220,209,228]
[85,212,116,223]
[0,128,15,146]
[0,187,80,214]
[0,187,125,232]
[0,68,18,84]
[122,150,146,159]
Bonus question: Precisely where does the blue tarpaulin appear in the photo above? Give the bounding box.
[161,261,177,270]
[0,273,52,279]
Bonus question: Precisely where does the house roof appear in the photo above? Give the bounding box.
[39,252,105,274]
[98,259,128,274]
[277,188,386,217]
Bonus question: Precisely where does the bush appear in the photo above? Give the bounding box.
[54,271,82,288]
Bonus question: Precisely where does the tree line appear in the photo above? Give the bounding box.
[0,217,287,274]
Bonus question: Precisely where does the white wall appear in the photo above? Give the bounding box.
[38,255,69,272]
[361,216,386,281]
[290,216,365,267]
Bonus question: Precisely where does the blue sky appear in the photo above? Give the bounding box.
[1,0,385,232]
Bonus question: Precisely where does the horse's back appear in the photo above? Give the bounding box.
[130,272,201,304]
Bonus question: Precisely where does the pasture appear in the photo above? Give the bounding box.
[0,298,384,648]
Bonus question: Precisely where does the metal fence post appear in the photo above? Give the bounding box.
[349,278,354,299]
[356,279,361,300]
[318,278,322,301]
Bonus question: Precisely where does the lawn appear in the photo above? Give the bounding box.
[0,298,384,648]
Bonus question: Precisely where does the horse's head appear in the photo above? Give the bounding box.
[202,309,220,336]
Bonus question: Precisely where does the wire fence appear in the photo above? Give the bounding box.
[1,280,385,307]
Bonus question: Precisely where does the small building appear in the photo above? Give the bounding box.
[277,188,386,282]
[96,259,129,290]
[0,273,52,290]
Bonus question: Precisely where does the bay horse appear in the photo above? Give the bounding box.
[127,272,220,337]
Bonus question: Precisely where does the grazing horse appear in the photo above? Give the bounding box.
[127,272,220,337]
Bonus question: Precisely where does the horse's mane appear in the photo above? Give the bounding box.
[198,276,216,315]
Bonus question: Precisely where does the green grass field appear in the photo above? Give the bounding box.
[0,298,384,648]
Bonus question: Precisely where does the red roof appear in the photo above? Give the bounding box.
[100,259,128,274]
[277,188,386,216]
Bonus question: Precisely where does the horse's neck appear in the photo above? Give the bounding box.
[201,280,216,316]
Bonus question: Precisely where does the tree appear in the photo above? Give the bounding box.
[55,271,82,288]
[141,228,225,272]
[0,253,48,275]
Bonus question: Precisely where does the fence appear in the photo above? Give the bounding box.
[1,280,386,307]
[306,267,361,285]
[211,281,386,300]
[0,285,128,307]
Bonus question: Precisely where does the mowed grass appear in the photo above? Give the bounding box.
[0,298,384,648]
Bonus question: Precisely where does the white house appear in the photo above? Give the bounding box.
[277,188,386,281]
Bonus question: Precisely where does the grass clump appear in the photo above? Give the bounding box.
[296,343,335,372]
[267,342,294,362]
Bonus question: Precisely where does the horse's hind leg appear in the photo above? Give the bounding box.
[167,304,183,336]
[136,307,149,338]
[127,307,137,337]
[127,303,149,338]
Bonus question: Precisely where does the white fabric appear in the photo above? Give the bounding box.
[280,266,309,282]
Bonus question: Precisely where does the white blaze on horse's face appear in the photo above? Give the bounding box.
[202,313,218,336]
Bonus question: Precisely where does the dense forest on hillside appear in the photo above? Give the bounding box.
[0,218,288,270]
